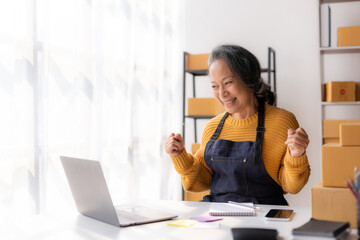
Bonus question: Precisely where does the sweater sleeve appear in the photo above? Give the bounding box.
[170,116,221,192]
[278,149,311,194]
[276,114,311,194]
[170,147,212,192]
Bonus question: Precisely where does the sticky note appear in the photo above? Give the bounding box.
[167,219,198,227]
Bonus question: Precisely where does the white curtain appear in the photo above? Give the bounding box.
[0,0,183,216]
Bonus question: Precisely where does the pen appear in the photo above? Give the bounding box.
[349,178,358,194]
[355,166,359,190]
[345,180,360,202]
[228,201,261,210]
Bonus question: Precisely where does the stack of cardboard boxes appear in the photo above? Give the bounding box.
[312,120,360,227]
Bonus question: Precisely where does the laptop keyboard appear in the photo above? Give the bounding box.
[115,208,149,221]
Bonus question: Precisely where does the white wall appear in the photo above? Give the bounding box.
[182,0,322,206]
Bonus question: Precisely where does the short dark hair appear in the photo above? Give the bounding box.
[208,44,275,105]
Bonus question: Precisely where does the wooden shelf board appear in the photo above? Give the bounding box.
[321,0,360,3]
[185,115,215,119]
[185,70,208,76]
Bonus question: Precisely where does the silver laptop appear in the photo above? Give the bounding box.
[60,156,177,227]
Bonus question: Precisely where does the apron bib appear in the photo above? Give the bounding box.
[203,99,288,205]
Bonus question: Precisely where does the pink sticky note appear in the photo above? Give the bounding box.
[190,216,223,222]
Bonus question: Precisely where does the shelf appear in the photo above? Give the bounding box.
[321,101,360,105]
[260,69,275,73]
[321,0,360,3]
[185,115,215,119]
[185,70,208,76]
[186,69,274,76]
[320,46,360,53]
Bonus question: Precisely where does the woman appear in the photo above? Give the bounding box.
[165,45,310,205]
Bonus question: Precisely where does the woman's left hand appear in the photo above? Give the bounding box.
[285,127,310,158]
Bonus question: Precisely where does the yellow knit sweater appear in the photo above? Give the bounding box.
[171,104,310,194]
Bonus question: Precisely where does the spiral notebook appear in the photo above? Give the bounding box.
[208,202,256,216]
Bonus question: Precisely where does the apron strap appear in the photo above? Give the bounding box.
[209,98,265,166]
[253,98,265,166]
[210,112,229,141]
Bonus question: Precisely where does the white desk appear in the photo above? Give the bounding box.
[1,200,358,240]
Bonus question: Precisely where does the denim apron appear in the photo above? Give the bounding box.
[203,99,288,205]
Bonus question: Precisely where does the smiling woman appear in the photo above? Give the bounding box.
[208,45,275,120]
[165,44,311,205]
[209,59,258,120]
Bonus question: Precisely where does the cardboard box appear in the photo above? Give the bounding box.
[322,144,360,187]
[188,98,225,116]
[323,138,339,144]
[323,119,360,143]
[338,25,360,47]
[325,81,355,102]
[311,184,357,227]
[356,82,360,101]
[340,123,360,146]
[186,53,211,71]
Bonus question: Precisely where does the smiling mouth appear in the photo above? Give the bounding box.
[223,98,237,105]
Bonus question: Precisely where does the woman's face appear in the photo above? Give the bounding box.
[209,59,256,119]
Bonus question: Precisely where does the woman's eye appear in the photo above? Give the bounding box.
[225,81,232,85]
[211,85,218,89]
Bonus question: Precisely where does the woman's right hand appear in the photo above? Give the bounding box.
[165,133,184,157]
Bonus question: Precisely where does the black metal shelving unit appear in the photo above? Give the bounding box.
[182,47,277,145]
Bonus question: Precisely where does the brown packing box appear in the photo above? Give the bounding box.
[356,82,360,101]
[188,98,225,116]
[186,53,211,71]
[340,123,360,146]
[323,138,339,144]
[325,81,355,102]
[312,184,356,227]
[338,25,360,47]
[322,144,360,187]
[323,119,360,144]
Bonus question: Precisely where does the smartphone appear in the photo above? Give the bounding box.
[264,209,294,221]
